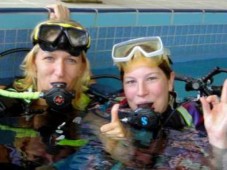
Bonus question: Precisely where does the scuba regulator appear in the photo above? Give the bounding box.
[0,82,75,112]
[119,104,160,130]
[41,82,75,111]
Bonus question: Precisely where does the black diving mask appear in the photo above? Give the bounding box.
[33,22,90,56]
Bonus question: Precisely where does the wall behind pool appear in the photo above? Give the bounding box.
[0,8,227,98]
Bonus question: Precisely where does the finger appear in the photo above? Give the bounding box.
[111,104,120,123]
[46,4,69,20]
[65,7,70,19]
[100,104,120,132]
[200,96,211,117]
[54,4,70,20]
[100,123,115,133]
[56,4,65,18]
[206,95,219,105]
[102,129,126,139]
[45,4,57,19]
[221,79,227,103]
[104,134,127,140]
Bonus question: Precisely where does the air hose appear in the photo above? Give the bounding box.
[0,89,40,99]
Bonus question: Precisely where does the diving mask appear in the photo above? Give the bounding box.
[33,21,91,56]
[112,36,164,63]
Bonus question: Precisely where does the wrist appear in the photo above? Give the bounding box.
[208,134,227,149]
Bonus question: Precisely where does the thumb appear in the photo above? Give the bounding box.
[111,104,120,123]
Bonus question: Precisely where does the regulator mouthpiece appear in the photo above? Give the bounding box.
[41,82,75,111]
[119,104,160,130]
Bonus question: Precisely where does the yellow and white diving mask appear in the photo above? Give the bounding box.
[112,36,164,63]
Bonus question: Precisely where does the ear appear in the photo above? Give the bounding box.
[168,71,175,92]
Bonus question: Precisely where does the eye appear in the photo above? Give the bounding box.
[66,57,78,64]
[147,76,157,81]
[43,56,55,62]
[124,79,136,85]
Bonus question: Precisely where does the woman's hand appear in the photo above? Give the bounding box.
[46,4,70,20]
[200,79,227,149]
[100,104,127,140]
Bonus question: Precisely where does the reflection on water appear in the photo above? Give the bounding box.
[0,105,119,170]
[0,104,214,170]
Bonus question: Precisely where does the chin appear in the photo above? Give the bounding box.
[129,104,137,111]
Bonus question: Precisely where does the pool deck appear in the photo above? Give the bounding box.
[1,0,227,10]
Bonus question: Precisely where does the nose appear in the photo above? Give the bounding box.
[137,81,148,97]
[54,60,65,77]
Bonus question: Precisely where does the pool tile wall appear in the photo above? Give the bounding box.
[0,8,227,79]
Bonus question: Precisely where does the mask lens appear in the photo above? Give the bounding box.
[141,39,161,53]
[39,25,62,43]
[67,28,88,47]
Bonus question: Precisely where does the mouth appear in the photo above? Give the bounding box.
[50,82,67,88]
[137,102,153,109]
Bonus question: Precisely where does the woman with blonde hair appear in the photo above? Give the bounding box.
[14,19,92,111]
[0,5,97,169]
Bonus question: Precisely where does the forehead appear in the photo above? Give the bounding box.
[123,56,161,73]
[36,48,81,58]
[123,65,164,78]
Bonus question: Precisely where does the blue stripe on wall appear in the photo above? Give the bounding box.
[96,12,137,27]
[1,8,227,28]
[0,14,47,29]
[138,13,172,26]
[173,12,203,25]
[204,12,227,24]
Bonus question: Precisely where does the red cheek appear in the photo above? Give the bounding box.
[124,87,136,98]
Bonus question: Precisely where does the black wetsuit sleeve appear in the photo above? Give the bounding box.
[161,109,187,130]
[0,96,25,117]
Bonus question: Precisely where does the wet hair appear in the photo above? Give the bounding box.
[158,56,172,79]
